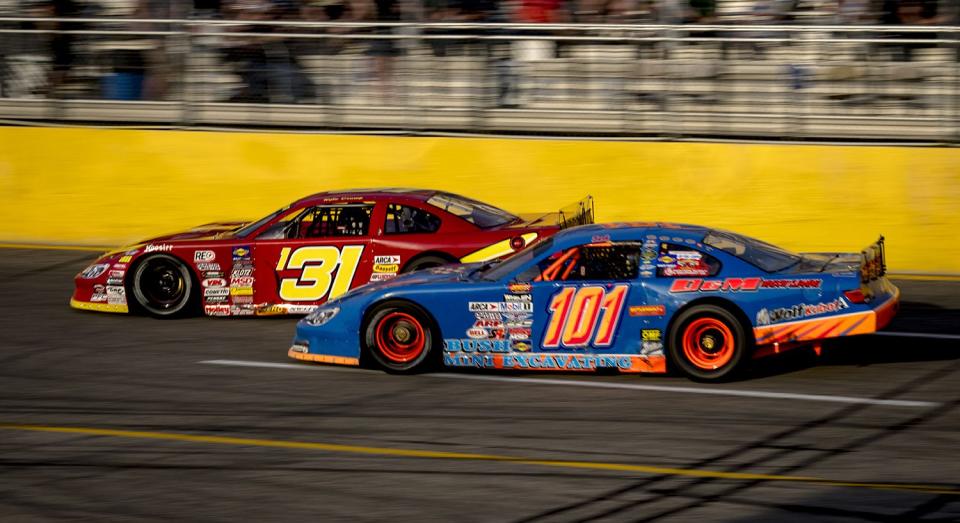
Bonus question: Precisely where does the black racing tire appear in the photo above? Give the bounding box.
[363,300,439,373]
[130,254,197,318]
[401,255,452,274]
[668,304,751,382]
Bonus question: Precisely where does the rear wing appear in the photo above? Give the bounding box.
[860,236,886,283]
[558,196,594,229]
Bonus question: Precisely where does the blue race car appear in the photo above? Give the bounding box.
[289,222,899,381]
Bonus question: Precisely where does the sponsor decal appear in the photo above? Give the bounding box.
[501,312,533,322]
[106,285,126,305]
[473,312,501,320]
[232,246,251,260]
[205,295,228,304]
[641,341,664,356]
[369,273,396,282]
[756,297,849,326]
[443,353,634,371]
[106,278,124,286]
[443,339,511,353]
[204,288,229,297]
[80,264,110,279]
[256,305,287,316]
[230,268,253,278]
[663,267,710,277]
[202,278,227,288]
[90,292,107,303]
[118,255,133,263]
[230,305,255,316]
[372,263,399,274]
[759,279,823,289]
[145,244,173,253]
[232,261,253,270]
[373,255,401,265]
[230,287,253,296]
[641,329,662,342]
[204,304,230,316]
[504,302,533,312]
[194,250,216,262]
[231,295,253,304]
[640,270,654,278]
[503,294,532,302]
[473,319,503,328]
[285,305,318,314]
[290,344,308,353]
[657,255,675,266]
[231,276,255,287]
[629,305,666,316]
[641,249,657,261]
[512,341,531,352]
[669,277,783,293]
[469,302,502,312]
[108,270,125,278]
[203,271,224,279]
[509,327,531,340]
[507,282,532,294]
[467,327,489,339]
[505,319,534,328]
[112,263,128,270]
[197,262,221,272]
[591,234,611,243]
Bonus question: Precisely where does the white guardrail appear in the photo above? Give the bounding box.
[0,18,958,141]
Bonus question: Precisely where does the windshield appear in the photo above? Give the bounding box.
[479,237,555,281]
[233,205,292,238]
[703,230,801,272]
[426,193,517,228]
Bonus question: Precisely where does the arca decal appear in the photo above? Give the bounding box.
[543,285,628,349]
[276,245,364,301]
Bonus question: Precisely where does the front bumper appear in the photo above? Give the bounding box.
[69,297,128,314]
[287,345,360,366]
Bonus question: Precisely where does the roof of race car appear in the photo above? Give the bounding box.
[554,222,711,244]
[295,188,439,206]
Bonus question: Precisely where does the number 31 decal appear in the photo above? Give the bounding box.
[543,285,628,348]
[276,246,364,301]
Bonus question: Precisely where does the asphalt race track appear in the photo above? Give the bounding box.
[2,248,959,522]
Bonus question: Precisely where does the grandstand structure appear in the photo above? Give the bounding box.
[0,3,957,141]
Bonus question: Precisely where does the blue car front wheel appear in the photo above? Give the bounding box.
[364,301,438,373]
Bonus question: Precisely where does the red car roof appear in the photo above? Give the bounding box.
[294,188,439,207]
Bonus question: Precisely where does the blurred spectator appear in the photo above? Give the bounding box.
[32,0,80,97]
[880,0,949,61]
[355,0,404,103]
[424,0,497,57]
[222,0,315,103]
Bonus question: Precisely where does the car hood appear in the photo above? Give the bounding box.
[140,222,249,243]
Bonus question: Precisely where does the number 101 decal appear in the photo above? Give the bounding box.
[543,285,628,348]
[276,245,364,301]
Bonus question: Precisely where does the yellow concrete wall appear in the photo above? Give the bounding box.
[1,127,958,272]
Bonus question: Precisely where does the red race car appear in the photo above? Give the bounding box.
[71,189,593,317]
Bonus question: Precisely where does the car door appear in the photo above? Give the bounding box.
[513,240,651,370]
[252,203,376,312]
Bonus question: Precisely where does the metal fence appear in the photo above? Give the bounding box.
[1,18,958,141]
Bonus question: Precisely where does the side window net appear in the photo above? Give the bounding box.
[534,243,640,282]
[301,205,373,238]
[385,203,441,234]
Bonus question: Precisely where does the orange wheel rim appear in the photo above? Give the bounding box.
[681,317,735,370]
[375,312,426,363]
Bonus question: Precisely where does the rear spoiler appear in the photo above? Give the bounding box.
[860,235,886,283]
[558,196,594,229]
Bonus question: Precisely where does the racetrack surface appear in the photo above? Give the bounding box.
[2,249,959,522]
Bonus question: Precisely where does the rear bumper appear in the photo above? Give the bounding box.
[753,283,900,347]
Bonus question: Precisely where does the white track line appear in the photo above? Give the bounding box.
[875,331,960,341]
[198,360,938,408]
